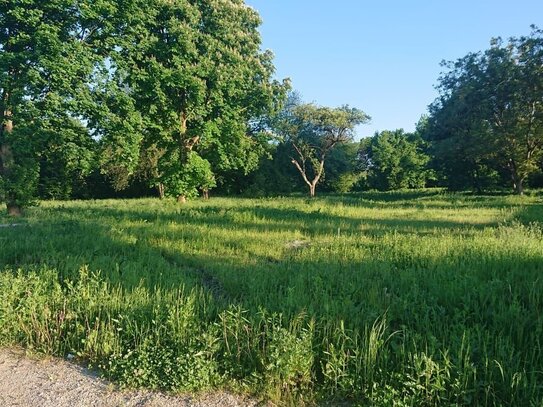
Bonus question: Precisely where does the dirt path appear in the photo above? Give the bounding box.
[0,349,259,407]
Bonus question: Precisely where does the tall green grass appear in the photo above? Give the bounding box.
[1,190,542,405]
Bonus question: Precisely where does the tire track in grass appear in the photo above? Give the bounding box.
[158,250,230,303]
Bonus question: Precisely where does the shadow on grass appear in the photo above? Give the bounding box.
[0,196,510,275]
[321,191,536,210]
[2,195,543,405]
[2,197,540,317]
[1,197,542,386]
[515,202,543,224]
[36,199,498,236]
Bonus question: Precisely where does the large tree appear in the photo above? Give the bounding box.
[0,0,141,214]
[359,129,430,191]
[113,0,288,202]
[427,26,543,194]
[277,101,370,197]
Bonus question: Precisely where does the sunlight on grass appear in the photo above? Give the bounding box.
[1,191,542,405]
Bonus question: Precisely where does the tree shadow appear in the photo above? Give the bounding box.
[51,199,498,237]
[0,213,201,290]
[1,196,532,320]
[515,202,543,224]
[2,198,542,407]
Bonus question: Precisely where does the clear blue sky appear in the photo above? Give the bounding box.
[245,0,542,138]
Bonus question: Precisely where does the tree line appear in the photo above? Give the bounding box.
[248,26,543,198]
[1,1,542,215]
[0,0,288,215]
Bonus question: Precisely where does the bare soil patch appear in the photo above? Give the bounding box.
[0,349,259,407]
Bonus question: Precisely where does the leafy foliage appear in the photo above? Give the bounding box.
[0,0,288,213]
[360,129,431,191]
[274,97,370,197]
[426,26,543,194]
[112,0,289,200]
[162,151,216,200]
[0,0,144,213]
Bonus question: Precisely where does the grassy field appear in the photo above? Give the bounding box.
[1,190,542,405]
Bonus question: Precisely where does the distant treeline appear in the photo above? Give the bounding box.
[34,123,543,201]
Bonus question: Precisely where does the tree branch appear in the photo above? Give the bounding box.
[290,158,312,187]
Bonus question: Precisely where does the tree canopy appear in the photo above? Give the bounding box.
[0,0,288,213]
[426,26,543,194]
[1,0,96,213]
[111,0,288,201]
[359,129,431,191]
[274,98,369,197]
[2,3,542,214]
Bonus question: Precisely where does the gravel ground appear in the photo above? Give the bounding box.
[0,349,260,407]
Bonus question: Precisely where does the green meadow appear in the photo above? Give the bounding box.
[1,191,542,405]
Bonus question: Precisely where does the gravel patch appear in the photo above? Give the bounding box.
[0,349,260,407]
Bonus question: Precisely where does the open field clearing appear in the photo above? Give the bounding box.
[1,191,542,405]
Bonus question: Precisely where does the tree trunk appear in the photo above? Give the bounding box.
[176,109,200,204]
[175,110,190,204]
[7,201,22,217]
[1,101,18,215]
[202,188,209,200]
[513,177,524,195]
[309,184,316,198]
[178,111,189,162]
[308,159,325,198]
[291,156,323,198]
[509,161,524,195]
[2,117,12,133]
[472,167,483,194]
[157,183,165,199]
[0,106,13,170]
